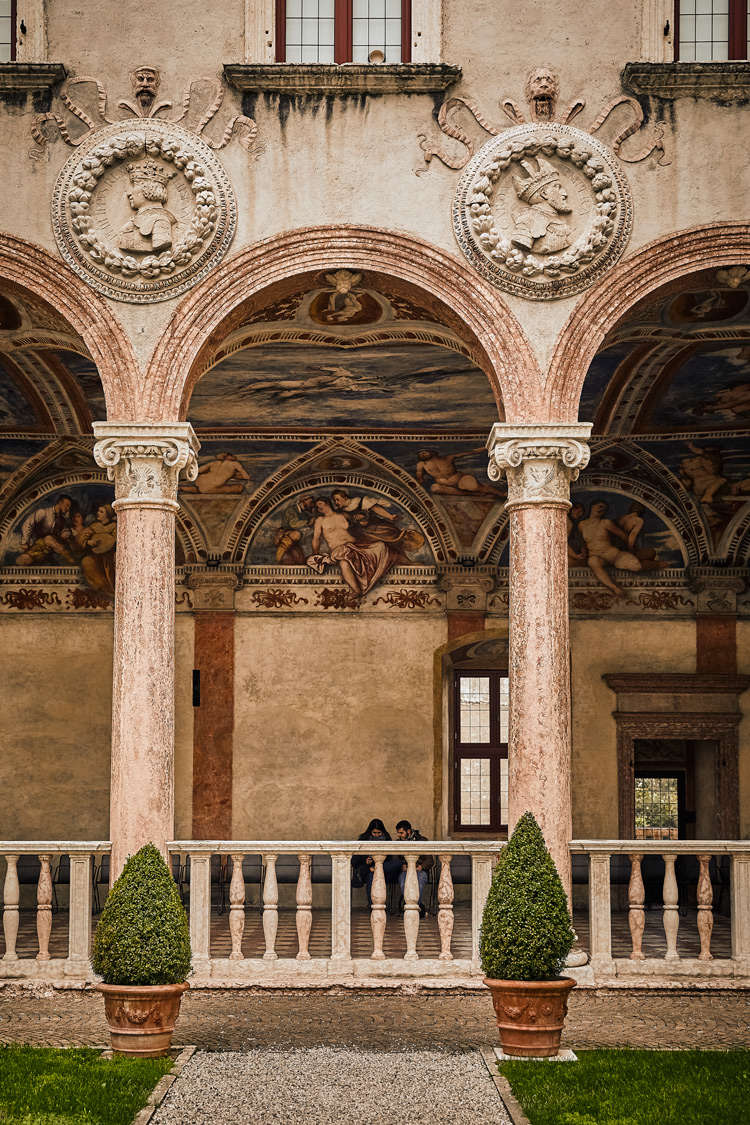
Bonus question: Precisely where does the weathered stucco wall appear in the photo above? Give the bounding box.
[232,614,445,840]
[737,621,750,840]
[570,619,696,839]
[174,613,195,839]
[0,614,113,839]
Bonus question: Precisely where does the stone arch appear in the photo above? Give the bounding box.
[0,234,140,419]
[144,225,540,422]
[545,223,750,421]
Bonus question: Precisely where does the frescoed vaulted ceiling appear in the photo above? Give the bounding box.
[0,267,749,611]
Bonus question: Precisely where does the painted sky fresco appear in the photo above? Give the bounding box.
[0,359,39,429]
[578,343,633,426]
[187,343,499,431]
[57,350,107,422]
[644,345,750,432]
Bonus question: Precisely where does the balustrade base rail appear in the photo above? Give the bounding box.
[3,840,750,986]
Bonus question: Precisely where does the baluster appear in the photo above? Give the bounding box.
[229,853,246,961]
[296,854,313,960]
[2,855,19,962]
[697,853,714,962]
[403,855,420,962]
[370,857,386,961]
[628,853,646,961]
[262,854,278,960]
[437,854,454,961]
[662,853,680,961]
[36,854,53,962]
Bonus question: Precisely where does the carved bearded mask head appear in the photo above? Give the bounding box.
[131,67,161,113]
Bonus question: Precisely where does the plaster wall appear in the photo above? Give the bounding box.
[2,2,749,368]
[232,613,445,840]
[0,614,113,839]
[570,618,696,839]
[174,612,195,839]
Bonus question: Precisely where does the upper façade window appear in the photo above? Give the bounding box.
[676,0,749,60]
[1,0,16,62]
[276,0,411,64]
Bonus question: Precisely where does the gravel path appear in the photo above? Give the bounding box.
[151,1048,510,1125]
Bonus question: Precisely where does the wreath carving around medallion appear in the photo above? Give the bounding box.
[52,120,237,303]
[453,123,633,300]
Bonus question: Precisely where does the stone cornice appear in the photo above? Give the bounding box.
[223,63,462,96]
[0,62,67,93]
[604,673,750,695]
[623,61,750,101]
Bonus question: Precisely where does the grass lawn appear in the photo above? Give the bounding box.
[0,1046,172,1125]
[499,1049,750,1125]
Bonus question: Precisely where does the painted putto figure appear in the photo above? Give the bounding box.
[118,160,178,254]
[511,157,573,255]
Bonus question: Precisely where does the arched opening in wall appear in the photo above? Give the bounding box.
[0,281,115,842]
[571,268,750,844]
[179,270,508,845]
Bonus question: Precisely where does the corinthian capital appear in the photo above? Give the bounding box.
[487,422,591,511]
[92,422,200,511]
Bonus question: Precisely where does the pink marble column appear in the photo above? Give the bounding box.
[487,423,591,900]
[94,422,200,878]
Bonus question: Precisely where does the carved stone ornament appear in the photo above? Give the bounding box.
[487,422,591,510]
[453,124,632,300]
[52,120,237,303]
[93,422,200,510]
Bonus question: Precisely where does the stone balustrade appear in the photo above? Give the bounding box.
[0,843,109,979]
[168,840,501,980]
[570,840,750,981]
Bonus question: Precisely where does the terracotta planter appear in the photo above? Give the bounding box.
[96,981,189,1058]
[484,976,576,1058]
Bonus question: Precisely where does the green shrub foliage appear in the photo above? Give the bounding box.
[92,843,191,986]
[480,811,575,981]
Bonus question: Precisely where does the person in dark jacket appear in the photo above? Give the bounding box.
[396,820,434,918]
[352,818,402,906]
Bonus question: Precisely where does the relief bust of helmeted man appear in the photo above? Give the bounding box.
[510,157,573,255]
[117,159,178,254]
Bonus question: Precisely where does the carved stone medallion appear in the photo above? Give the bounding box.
[453,123,633,300]
[52,120,236,303]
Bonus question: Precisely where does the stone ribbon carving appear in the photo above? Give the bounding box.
[487,423,591,511]
[453,123,632,300]
[93,422,200,511]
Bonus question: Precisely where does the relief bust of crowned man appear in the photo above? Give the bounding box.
[117,159,178,254]
[511,157,572,255]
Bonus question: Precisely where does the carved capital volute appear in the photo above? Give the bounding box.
[486,422,591,511]
[93,422,200,512]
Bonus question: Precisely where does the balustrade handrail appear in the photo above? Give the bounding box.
[570,840,750,854]
[0,842,111,853]
[168,840,503,854]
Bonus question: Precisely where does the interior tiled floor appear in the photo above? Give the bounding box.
[0,904,732,962]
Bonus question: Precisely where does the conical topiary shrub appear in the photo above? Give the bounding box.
[92,843,191,986]
[480,811,575,981]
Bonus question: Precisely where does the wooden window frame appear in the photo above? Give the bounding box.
[2,0,17,61]
[275,0,412,64]
[674,0,749,60]
[451,669,508,835]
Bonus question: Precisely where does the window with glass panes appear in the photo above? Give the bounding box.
[276,0,411,64]
[452,671,509,833]
[0,0,16,62]
[634,773,685,840]
[676,0,749,60]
